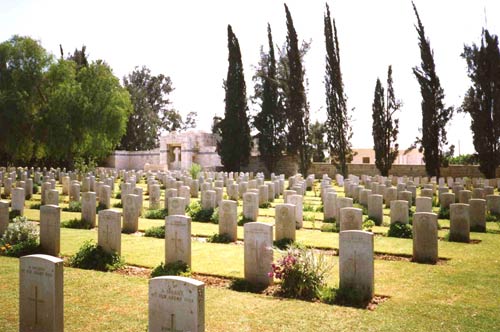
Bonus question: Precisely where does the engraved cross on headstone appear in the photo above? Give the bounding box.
[165,313,182,332]
[28,285,44,325]
[173,231,184,254]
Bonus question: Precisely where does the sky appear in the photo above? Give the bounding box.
[1,0,499,155]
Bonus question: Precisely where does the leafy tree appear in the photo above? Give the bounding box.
[412,2,453,178]
[119,66,195,151]
[308,120,327,162]
[283,4,310,175]
[252,24,286,173]
[219,25,251,171]
[324,4,353,177]
[461,29,500,178]
[0,35,52,164]
[372,66,402,176]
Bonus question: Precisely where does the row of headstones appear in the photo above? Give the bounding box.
[19,254,205,331]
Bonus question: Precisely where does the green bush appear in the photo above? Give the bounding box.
[0,216,40,257]
[144,226,165,238]
[303,204,315,212]
[229,278,267,293]
[320,223,339,233]
[115,192,121,199]
[207,233,232,243]
[151,261,191,278]
[187,201,213,222]
[438,207,450,219]
[315,206,324,213]
[144,209,168,220]
[387,222,413,238]
[303,213,315,222]
[270,245,332,300]
[362,219,375,232]
[9,210,21,220]
[273,238,294,250]
[486,212,500,222]
[69,240,124,271]
[323,217,336,223]
[331,286,369,307]
[189,163,202,180]
[29,203,41,210]
[259,202,271,209]
[62,201,82,212]
[96,202,107,214]
[61,218,92,229]
[353,203,368,216]
[32,184,39,194]
[238,215,254,226]
[112,202,123,208]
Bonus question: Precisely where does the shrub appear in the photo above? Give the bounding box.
[238,215,254,226]
[187,201,213,222]
[62,201,82,212]
[303,204,315,212]
[331,286,368,307]
[189,163,202,180]
[69,240,124,271]
[32,184,39,194]
[144,226,165,238]
[315,206,324,213]
[320,223,339,233]
[210,207,219,224]
[323,217,336,223]
[115,192,121,199]
[112,202,123,208]
[96,202,107,214]
[207,233,232,243]
[259,202,271,209]
[486,212,500,222]
[61,218,92,229]
[353,203,368,215]
[145,209,168,220]
[0,217,40,257]
[273,238,294,250]
[303,213,315,222]
[270,245,332,300]
[9,210,21,220]
[362,219,375,232]
[229,278,267,293]
[29,203,41,210]
[438,207,450,219]
[387,222,413,238]
[151,261,190,278]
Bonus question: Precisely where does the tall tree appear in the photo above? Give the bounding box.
[308,120,327,162]
[283,4,310,175]
[412,2,453,178]
[252,24,286,173]
[461,29,500,178]
[118,66,195,151]
[219,25,251,171]
[324,4,353,178]
[372,66,401,176]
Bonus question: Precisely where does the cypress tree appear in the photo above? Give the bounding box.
[372,66,401,176]
[412,2,453,178]
[284,4,310,175]
[219,25,251,171]
[253,24,286,173]
[461,29,500,178]
[324,3,353,177]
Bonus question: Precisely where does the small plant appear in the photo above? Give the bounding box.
[207,233,232,243]
[144,226,166,238]
[210,207,219,224]
[438,207,450,219]
[486,212,500,222]
[29,203,41,210]
[68,240,124,271]
[61,218,92,229]
[115,192,121,199]
[273,238,294,250]
[259,202,271,209]
[332,286,368,307]
[32,184,39,194]
[229,278,267,293]
[0,216,39,257]
[362,219,375,232]
[151,261,191,278]
[323,217,336,223]
[320,223,339,233]
[96,202,107,213]
[73,156,97,174]
[189,163,202,180]
[144,209,168,220]
[303,204,315,212]
[387,222,413,238]
[238,215,254,226]
[112,202,123,208]
[187,201,213,222]
[269,245,332,300]
[353,203,368,216]
[303,213,315,222]
[62,201,82,212]
[9,210,21,220]
[315,206,324,213]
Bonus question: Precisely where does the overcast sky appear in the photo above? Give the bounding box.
[2,0,500,154]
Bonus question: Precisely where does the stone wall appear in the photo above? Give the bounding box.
[106,150,160,170]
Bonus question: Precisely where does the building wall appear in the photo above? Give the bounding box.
[106,150,160,170]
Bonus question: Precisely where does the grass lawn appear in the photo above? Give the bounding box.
[1,181,500,331]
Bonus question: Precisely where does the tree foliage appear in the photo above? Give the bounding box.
[252,24,287,173]
[324,4,353,177]
[118,66,195,151]
[0,36,132,167]
[308,120,327,162]
[283,4,310,175]
[461,29,500,178]
[372,66,401,176]
[412,2,453,178]
[219,25,251,171]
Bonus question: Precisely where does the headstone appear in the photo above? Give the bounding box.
[46,189,59,206]
[0,201,9,236]
[486,195,500,215]
[359,189,372,207]
[339,207,363,232]
[69,182,80,202]
[368,194,384,226]
[149,184,161,210]
[449,203,470,243]
[398,190,413,206]
[242,192,259,222]
[40,205,61,256]
[168,197,186,216]
[98,209,122,255]
[81,192,97,228]
[420,188,434,199]
[25,179,33,200]
[384,187,398,208]
[459,190,472,204]
[123,194,140,233]
[415,197,432,213]
[258,185,269,206]
[472,188,485,199]
[11,187,25,215]
[148,276,204,332]
[19,254,64,332]
[339,230,374,302]
[336,197,354,227]
[165,215,192,266]
[133,187,143,216]
[244,222,273,286]
[286,194,303,229]
[274,204,296,241]
[100,185,111,209]
[201,190,216,210]
[440,193,455,209]
[469,199,486,232]
[324,192,337,221]
[412,212,438,264]
[390,200,409,224]
[218,200,237,241]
